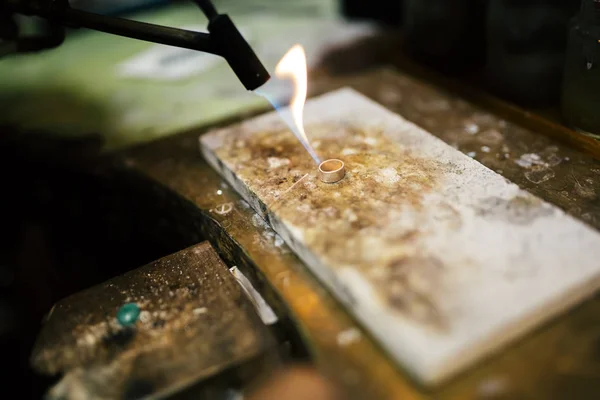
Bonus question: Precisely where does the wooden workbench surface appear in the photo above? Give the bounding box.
[31,242,277,399]
[123,66,600,399]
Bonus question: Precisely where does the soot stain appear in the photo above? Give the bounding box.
[474,195,554,225]
[215,123,451,330]
[384,256,448,332]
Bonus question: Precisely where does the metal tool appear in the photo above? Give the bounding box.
[0,0,270,90]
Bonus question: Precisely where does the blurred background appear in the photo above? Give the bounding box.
[1,0,599,399]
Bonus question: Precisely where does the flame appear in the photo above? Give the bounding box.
[275,45,309,141]
[271,45,320,164]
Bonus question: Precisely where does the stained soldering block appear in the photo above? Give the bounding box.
[200,87,600,385]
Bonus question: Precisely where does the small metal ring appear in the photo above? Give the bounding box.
[318,159,345,183]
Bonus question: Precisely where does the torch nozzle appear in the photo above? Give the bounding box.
[207,13,270,91]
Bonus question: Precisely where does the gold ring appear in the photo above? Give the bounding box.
[318,159,345,183]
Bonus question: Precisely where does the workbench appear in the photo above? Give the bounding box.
[112,64,600,399]
[4,3,600,399]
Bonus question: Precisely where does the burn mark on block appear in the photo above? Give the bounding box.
[384,256,448,332]
[474,195,556,225]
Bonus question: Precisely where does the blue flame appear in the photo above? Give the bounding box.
[254,78,321,164]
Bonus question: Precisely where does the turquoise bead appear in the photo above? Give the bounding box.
[116,303,140,326]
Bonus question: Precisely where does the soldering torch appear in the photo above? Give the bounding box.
[0,0,271,90]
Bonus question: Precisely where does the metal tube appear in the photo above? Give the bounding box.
[62,8,218,55]
[193,0,218,20]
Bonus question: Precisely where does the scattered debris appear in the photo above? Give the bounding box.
[477,376,510,398]
[515,153,544,168]
[139,311,151,324]
[546,154,562,167]
[267,157,291,169]
[464,123,480,135]
[524,167,555,184]
[478,129,504,145]
[213,202,234,215]
[379,90,403,105]
[574,178,597,199]
[336,328,362,346]
[193,307,208,315]
[225,389,244,400]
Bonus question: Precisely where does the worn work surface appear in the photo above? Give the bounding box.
[31,241,274,399]
[200,87,600,385]
[127,67,600,399]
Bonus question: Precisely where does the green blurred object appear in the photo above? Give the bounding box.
[0,1,365,151]
[116,302,141,326]
[562,0,600,136]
